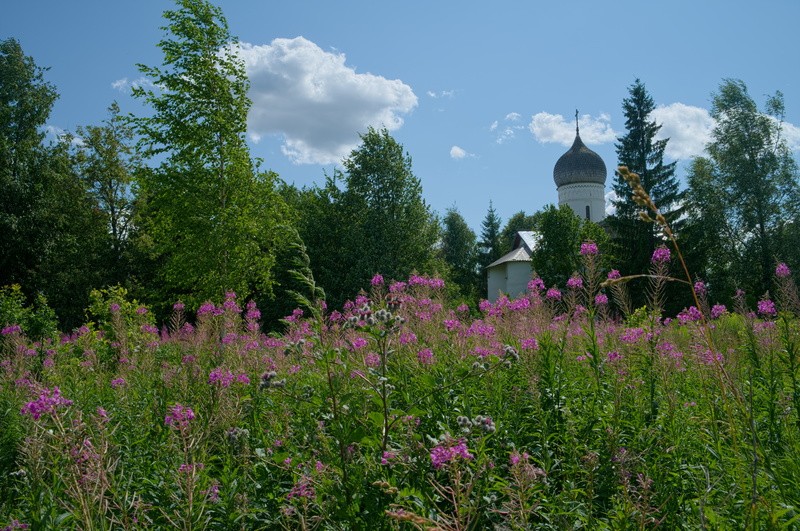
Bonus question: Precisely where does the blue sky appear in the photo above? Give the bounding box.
[5,0,800,232]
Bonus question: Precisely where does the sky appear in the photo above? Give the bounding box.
[5,0,800,233]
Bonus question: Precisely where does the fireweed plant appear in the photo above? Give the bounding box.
[1,185,800,527]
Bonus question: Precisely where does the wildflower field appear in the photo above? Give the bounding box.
[3,249,800,529]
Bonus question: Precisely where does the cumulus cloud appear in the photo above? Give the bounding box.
[237,37,418,165]
[529,112,617,146]
[450,145,472,159]
[505,112,521,121]
[651,103,714,160]
[604,190,619,217]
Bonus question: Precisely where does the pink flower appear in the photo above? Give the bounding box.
[651,246,671,264]
[776,262,791,278]
[21,387,73,420]
[110,378,126,389]
[521,338,539,351]
[371,273,384,286]
[364,352,381,368]
[567,275,583,289]
[580,241,599,256]
[711,304,727,319]
[165,404,195,429]
[758,299,777,317]
[527,277,545,292]
[607,269,621,280]
[431,439,473,469]
[109,303,121,313]
[546,288,561,300]
[594,293,608,305]
[417,348,434,365]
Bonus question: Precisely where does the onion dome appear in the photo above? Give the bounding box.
[553,113,607,187]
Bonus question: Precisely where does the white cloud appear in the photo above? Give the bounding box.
[605,190,619,217]
[651,103,714,160]
[492,112,525,143]
[777,120,800,151]
[237,37,417,165]
[428,89,454,98]
[111,76,156,92]
[529,112,616,146]
[450,145,470,159]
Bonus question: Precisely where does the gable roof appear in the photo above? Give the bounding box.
[487,231,538,268]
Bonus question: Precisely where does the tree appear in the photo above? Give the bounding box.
[74,102,140,283]
[0,38,109,328]
[500,210,536,255]
[529,204,610,288]
[441,207,479,298]
[298,128,440,307]
[132,0,287,311]
[477,201,503,295]
[684,79,799,300]
[607,79,683,296]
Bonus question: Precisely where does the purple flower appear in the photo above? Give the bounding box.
[594,293,608,305]
[527,277,545,292]
[109,303,121,313]
[430,439,473,469]
[371,273,384,286]
[711,304,727,319]
[165,404,195,429]
[1,324,22,336]
[776,263,791,278]
[580,241,599,256]
[417,348,434,365]
[567,275,583,289]
[651,246,671,264]
[521,338,539,351]
[607,269,621,280]
[364,352,381,368]
[20,387,73,420]
[546,288,562,300]
[758,299,777,317]
[173,301,185,311]
[110,378,126,389]
[694,281,706,296]
[135,306,148,315]
[245,300,261,321]
[677,306,703,324]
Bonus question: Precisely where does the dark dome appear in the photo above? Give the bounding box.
[553,134,607,187]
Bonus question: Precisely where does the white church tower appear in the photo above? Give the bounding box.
[553,111,607,222]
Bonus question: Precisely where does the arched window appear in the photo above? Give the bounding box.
[585,205,590,220]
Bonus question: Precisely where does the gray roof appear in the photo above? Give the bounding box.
[487,246,531,268]
[487,230,538,268]
[553,133,607,187]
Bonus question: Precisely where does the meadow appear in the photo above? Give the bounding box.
[2,245,800,530]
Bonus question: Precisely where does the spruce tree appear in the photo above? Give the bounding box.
[478,201,503,297]
[608,79,683,285]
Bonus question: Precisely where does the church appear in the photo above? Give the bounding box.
[486,116,608,302]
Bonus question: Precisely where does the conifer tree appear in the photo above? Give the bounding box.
[608,79,683,288]
[478,201,503,296]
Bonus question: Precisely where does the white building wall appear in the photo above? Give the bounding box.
[506,262,533,299]
[487,261,533,302]
[557,182,606,223]
[487,264,506,302]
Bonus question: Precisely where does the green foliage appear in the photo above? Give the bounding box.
[499,210,536,255]
[73,102,141,285]
[607,79,684,307]
[0,284,57,339]
[530,204,611,287]
[441,207,479,300]
[477,201,503,296]
[0,39,111,328]
[297,127,440,308]
[132,0,288,311]
[683,79,799,302]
